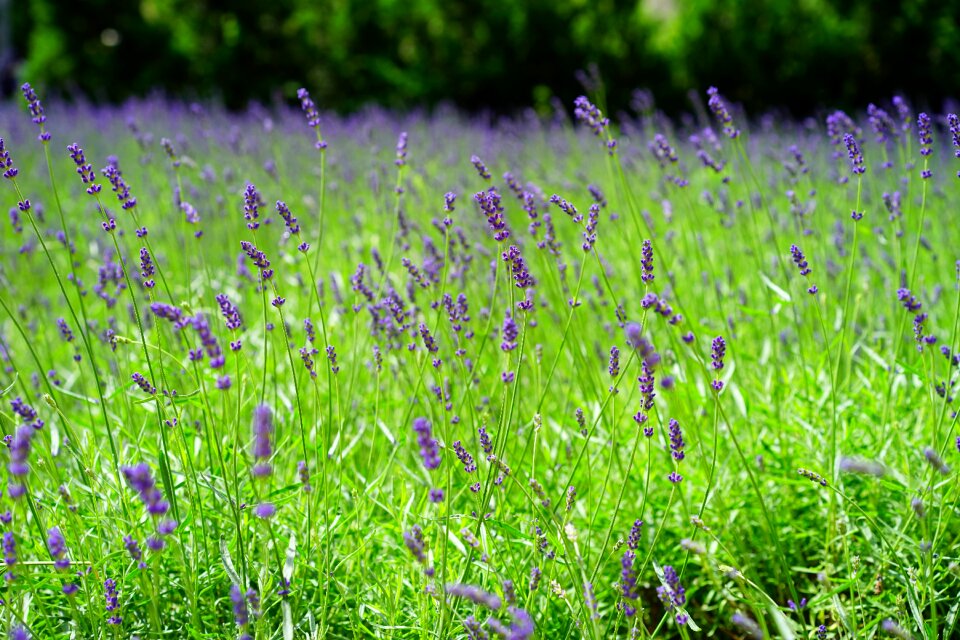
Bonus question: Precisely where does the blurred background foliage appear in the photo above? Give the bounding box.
[2,0,960,115]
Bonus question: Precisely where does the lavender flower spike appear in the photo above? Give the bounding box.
[413,417,441,470]
[252,404,274,477]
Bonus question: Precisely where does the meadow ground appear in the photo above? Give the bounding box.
[0,86,959,638]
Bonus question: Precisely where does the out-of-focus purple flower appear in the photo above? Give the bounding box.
[403,524,427,564]
[446,583,502,610]
[253,502,276,519]
[881,619,912,639]
[231,583,249,628]
[620,550,638,614]
[731,612,762,639]
[47,527,71,570]
[124,535,146,568]
[923,447,950,474]
[501,312,518,352]
[9,625,28,640]
[121,462,169,516]
[413,417,441,470]
[868,104,896,144]
[252,404,274,477]
[3,531,16,581]
[297,88,321,128]
[395,132,408,167]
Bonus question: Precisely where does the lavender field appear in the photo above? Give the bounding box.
[0,84,959,639]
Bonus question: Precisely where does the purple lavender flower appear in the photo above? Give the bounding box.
[897,288,922,313]
[620,550,638,614]
[297,88,321,129]
[231,584,250,629]
[9,626,28,640]
[253,502,276,519]
[574,96,616,151]
[66,143,101,194]
[325,345,340,374]
[21,83,49,141]
[123,535,145,568]
[3,531,15,581]
[446,583,502,610]
[470,155,491,181]
[627,519,643,550]
[711,336,726,390]
[105,577,121,624]
[501,312,518,352]
[47,527,71,570]
[276,200,300,235]
[608,346,621,377]
[121,462,169,516]
[668,418,685,461]
[139,248,155,288]
[923,447,950,474]
[243,183,261,230]
[395,132,408,167]
[252,404,274,477]
[413,417,441,470]
[479,426,493,458]
[948,113,960,161]
[475,188,508,241]
[502,245,536,290]
[8,425,34,497]
[0,138,18,179]
[881,619,913,639]
[216,294,243,330]
[403,524,427,564]
[732,612,762,639]
[131,372,156,395]
[707,87,739,139]
[101,164,137,210]
[844,133,865,175]
[867,104,896,144]
[918,113,933,158]
[641,240,654,283]
[657,565,687,623]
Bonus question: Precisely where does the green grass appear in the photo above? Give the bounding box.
[0,90,958,639]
